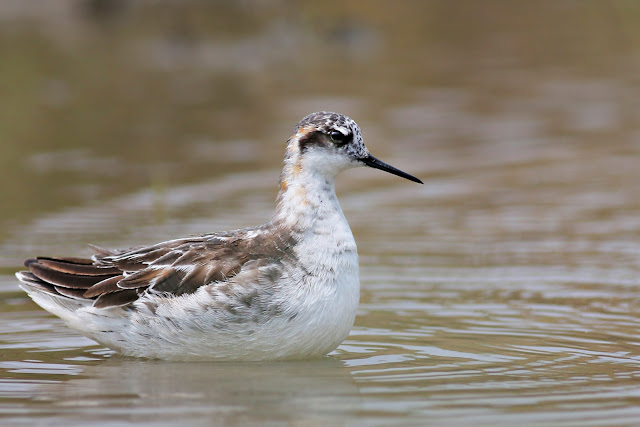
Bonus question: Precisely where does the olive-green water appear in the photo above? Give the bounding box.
[2,1,640,425]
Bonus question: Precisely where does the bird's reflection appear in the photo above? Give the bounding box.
[41,356,361,425]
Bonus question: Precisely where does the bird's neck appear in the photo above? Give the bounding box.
[271,155,359,284]
[272,159,345,233]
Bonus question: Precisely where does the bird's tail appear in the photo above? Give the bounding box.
[16,271,91,322]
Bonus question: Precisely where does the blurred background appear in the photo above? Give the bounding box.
[2,1,640,425]
[2,0,639,244]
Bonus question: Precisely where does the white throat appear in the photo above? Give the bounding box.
[273,150,353,233]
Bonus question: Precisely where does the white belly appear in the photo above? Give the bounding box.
[76,246,360,361]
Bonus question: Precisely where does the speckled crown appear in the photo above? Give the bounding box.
[293,111,367,159]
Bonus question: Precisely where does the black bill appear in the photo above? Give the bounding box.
[360,154,423,184]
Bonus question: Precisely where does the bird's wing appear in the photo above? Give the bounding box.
[18,228,297,309]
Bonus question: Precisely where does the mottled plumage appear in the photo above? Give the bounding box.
[16,111,422,361]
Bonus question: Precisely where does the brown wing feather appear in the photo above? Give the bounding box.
[116,268,165,289]
[144,268,186,294]
[178,266,210,295]
[55,286,91,299]
[18,271,58,294]
[19,227,297,309]
[40,256,95,265]
[37,258,121,275]
[83,276,124,298]
[93,289,140,308]
[27,261,118,289]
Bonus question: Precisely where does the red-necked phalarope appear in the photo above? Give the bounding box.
[16,111,423,361]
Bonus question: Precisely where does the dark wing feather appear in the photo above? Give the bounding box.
[37,258,120,274]
[144,268,186,294]
[27,260,119,289]
[83,276,123,298]
[18,271,58,294]
[18,227,298,309]
[20,257,128,306]
[55,286,91,299]
[93,289,140,309]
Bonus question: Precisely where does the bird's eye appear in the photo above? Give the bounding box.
[329,130,351,145]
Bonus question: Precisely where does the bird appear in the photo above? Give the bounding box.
[15,111,423,361]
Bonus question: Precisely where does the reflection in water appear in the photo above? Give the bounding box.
[2,1,640,426]
[8,358,359,426]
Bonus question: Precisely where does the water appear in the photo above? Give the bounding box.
[2,1,640,425]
